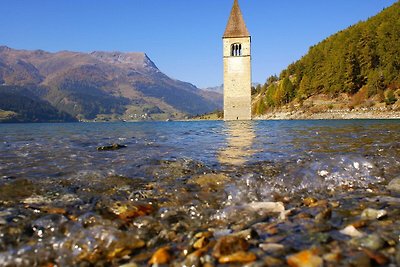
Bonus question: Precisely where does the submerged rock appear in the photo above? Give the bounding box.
[350,234,385,251]
[100,200,155,222]
[218,251,257,264]
[0,179,41,203]
[244,202,285,214]
[340,225,364,238]
[189,173,230,189]
[259,243,285,254]
[193,236,209,250]
[97,143,127,151]
[212,236,249,259]
[287,249,323,267]
[346,252,371,267]
[148,247,172,265]
[396,244,400,266]
[264,256,285,266]
[361,208,387,220]
[363,248,389,265]
[387,178,400,193]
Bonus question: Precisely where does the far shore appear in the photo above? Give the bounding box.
[190,107,400,121]
[254,109,400,120]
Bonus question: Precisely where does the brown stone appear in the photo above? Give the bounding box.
[218,251,256,264]
[148,247,172,265]
[315,208,332,221]
[42,207,67,215]
[190,174,230,189]
[193,236,208,250]
[323,250,341,263]
[264,256,284,266]
[195,231,213,239]
[259,243,285,254]
[212,236,249,258]
[303,197,318,206]
[116,203,154,221]
[363,248,389,265]
[309,200,329,208]
[287,249,323,267]
[351,220,367,228]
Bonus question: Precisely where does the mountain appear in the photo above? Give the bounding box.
[0,46,221,122]
[253,2,400,115]
[0,86,77,122]
[201,85,223,94]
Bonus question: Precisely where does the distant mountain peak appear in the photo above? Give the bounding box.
[90,51,158,71]
[0,46,12,52]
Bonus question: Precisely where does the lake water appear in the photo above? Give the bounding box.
[1,120,400,266]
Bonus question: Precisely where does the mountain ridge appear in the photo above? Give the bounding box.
[0,46,222,122]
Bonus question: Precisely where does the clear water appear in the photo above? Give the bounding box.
[1,120,399,187]
[0,120,400,266]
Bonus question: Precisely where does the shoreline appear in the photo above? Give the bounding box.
[191,109,400,121]
[254,109,400,121]
[1,110,400,123]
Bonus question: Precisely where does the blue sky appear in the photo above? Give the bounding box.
[0,0,397,88]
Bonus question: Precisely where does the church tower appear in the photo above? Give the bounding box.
[223,0,252,121]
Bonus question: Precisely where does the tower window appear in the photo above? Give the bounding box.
[231,43,242,56]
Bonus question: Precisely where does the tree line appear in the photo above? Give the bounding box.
[253,2,399,115]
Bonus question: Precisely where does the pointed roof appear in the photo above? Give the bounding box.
[223,0,250,38]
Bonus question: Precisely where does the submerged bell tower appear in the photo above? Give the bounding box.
[223,0,252,121]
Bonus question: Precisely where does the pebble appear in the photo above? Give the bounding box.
[148,247,172,265]
[41,206,67,215]
[110,202,154,222]
[231,228,258,240]
[287,249,323,267]
[396,245,400,266]
[263,256,284,266]
[387,178,400,193]
[315,207,332,221]
[350,234,385,251]
[218,251,257,264]
[194,231,213,239]
[189,173,230,189]
[119,263,138,267]
[340,225,364,238]
[347,252,371,267]
[193,236,208,250]
[182,252,202,267]
[244,202,285,213]
[361,208,387,220]
[323,250,341,262]
[362,248,388,265]
[97,143,127,151]
[259,243,285,253]
[212,236,249,259]
[303,197,318,206]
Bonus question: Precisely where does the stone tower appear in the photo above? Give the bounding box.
[223,0,252,121]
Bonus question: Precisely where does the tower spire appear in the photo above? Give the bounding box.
[223,0,250,38]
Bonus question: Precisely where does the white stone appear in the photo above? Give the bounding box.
[361,208,387,220]
[340,225,364,237]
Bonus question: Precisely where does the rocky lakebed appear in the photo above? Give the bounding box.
[0,120,399,266]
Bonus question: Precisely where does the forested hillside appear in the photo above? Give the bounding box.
[0,86,77,122]
[253,1,400,115]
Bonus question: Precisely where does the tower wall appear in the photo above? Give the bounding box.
[223,37,252,121]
